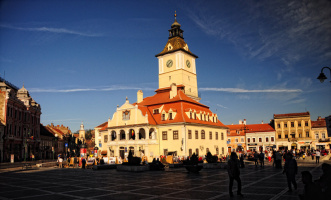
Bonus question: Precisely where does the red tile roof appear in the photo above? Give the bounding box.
[274,112,310,118]
[311,118,326,128]
[226,124,275,135]
[133,87,227,128]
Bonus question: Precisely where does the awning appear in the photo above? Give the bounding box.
[101,150,107,155]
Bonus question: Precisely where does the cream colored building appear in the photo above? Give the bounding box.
[273,112,312,151]
[312,116,330,150]
[94,15,228,161]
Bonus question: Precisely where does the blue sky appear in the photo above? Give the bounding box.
[1,0,330,132]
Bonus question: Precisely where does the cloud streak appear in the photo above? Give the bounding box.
[29,86,154,93]
[200,87,302,93]
[0,24,102,37]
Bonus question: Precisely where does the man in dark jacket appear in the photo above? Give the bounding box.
[227,152,243,197]
[283,152,297,192]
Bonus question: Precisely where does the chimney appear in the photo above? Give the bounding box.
[239,120,242,124]
[317,116,321,121]
[244,119,246,125]
[170,83,177,99]
[137,90,143,103]
[261,120,264,124]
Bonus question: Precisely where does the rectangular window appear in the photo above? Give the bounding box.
[153,109,159,114]
[190,112,192,119]
[162,131,167,140]
[241,138,244,142]
[209,132,212,140]
[266,137,269,142]
[247,138,251,143]
[216,132,218,140]
[278,134,281,139]
[284,123,287,128]
[235,138,238,143]
[194,113,197,119]
[299,134,302,138]
[169,113,173,120]
[188,130,192,139]
[196,148,199,155]
[173,131,178,140]
[195,131,199,139]
[228,139,231,143]
[298,122,301,127]
[305,121,308,126]
[285,134,288,138]
[201,131,205,139]
[315,133,319,139]
[271,137,274,142]
[222,147,224,154]
[164,149,168,156]
[189,149,192,157]
[104,135,108,143]
[277,124,280,128]
[291,122,294,127]
[216,148,219,155]
[252,138,256,142]
[306,131,310,138]
[161,114,165,121]
[221,132,224,140]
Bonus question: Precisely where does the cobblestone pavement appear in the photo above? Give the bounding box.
[0,159,329,200]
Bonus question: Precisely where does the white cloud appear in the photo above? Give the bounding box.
[200,87,302,93]
[0,24,103,37]
[217,104,228,109]
[29,86,154,93]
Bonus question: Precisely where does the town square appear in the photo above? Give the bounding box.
[0,0,331,199]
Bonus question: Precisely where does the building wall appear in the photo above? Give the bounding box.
[312,126,330,150]
[274,115,312,150]
[246,131,275,151]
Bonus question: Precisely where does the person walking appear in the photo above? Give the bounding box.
[259,151,265,168]
[227,152,243,197]
[81,156,86,169]
[315,150,321,164]
[57,156,63,168]
[253,150,259,167]
[283,152,298,192]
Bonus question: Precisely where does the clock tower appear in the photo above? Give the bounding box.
[156,12,200,101]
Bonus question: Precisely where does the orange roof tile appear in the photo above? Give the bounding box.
[132,88,226,128]
[95,121,107,128]
[226,124,275,135]
[311,118,326,128]
[274,112,310,118]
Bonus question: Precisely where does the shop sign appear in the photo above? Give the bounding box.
[248,143,257,146]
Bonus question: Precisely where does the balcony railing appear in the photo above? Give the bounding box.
[319,138,330,142]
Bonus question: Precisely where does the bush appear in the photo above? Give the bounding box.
[206,152,218,163]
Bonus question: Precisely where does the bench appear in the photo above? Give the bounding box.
[22,163,32,170]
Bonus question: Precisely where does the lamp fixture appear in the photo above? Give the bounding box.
[317,66,331,83]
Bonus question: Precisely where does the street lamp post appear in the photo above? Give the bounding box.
[317,66,331,83]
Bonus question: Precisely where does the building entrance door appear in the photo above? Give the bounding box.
[119,147,124,159]
[228,147,231,153]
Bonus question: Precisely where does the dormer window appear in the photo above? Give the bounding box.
[190,112,192,119]
[161,114,166,121]
[153,109,159,114]
[168,44,173,51]
[194,113,197,120]
[169,113,173,120]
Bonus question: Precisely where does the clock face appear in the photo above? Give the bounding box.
[166,59,173,68]
[186,60,191,68]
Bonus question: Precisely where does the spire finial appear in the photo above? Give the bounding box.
[174,11,177,20]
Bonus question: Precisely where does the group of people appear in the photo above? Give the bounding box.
[57,155,105,169]
[226,149,330,199]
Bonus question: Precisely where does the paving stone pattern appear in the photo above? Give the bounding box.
[0,160,329,200]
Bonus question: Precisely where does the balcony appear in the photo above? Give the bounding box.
[319,138,330,142]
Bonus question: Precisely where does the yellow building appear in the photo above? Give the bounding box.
[94,14,228,161]
[273,112,312,151]
[312,116,330,150]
